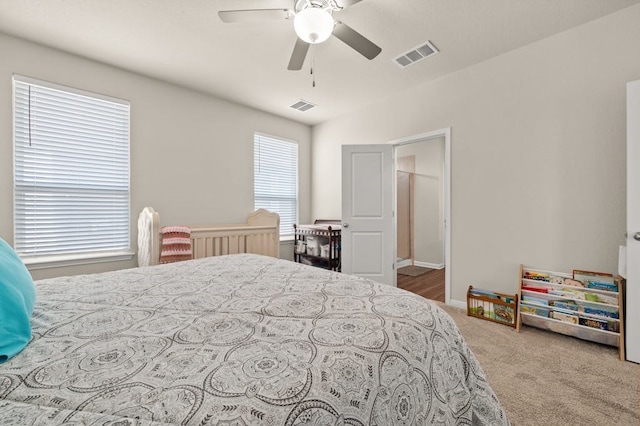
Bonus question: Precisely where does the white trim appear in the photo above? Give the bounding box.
[397,259,412,268]
[414,260,444,270]
[396,259,444,269]
[23,251,134,270]
[389,127,452,305]
[448,299,467,309]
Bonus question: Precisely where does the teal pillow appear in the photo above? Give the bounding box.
[0,238,36,363]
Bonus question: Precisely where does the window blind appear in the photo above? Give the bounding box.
[13,76,131,260]
[254,133,298,238]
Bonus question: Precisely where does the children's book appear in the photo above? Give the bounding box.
[586,281,618,292]
[521,304,550,318]
[578,316,619,332]
[522,295,550,306]
[551,311,579,324]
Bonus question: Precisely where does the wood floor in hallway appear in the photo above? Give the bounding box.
[397,267,445,302]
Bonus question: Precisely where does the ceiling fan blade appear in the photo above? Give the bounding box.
[332,21,381,60]
[218,9,293,23]
[287,38,310,70]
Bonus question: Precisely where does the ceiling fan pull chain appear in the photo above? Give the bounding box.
[311,47,316,87]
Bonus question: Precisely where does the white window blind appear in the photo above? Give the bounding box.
[254,133,298,239]
[13,76,131,261]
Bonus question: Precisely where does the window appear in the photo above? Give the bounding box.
[13,76,131,266]
[254,133,298,239]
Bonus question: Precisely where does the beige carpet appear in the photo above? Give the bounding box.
[397,265,434,276]
[437,303,640,426]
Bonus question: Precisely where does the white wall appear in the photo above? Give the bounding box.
[311,5,640,303]
[0,33,311,279]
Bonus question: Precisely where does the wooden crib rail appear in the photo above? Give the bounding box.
[190,224,279,259]
[137,208,279,266]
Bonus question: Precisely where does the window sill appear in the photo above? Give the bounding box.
[280,236,295,243]
[22,251,135,270]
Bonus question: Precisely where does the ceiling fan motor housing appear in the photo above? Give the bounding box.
[294,0,343,14]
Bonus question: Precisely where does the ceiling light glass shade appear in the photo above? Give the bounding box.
[294,8,334,44]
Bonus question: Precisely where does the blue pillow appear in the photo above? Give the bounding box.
[0,238,36,363]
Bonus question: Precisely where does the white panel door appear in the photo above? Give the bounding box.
[627,80,640,363]
[341,144,395,286]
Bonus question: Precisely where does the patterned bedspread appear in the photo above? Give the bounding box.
[0,254,509,425]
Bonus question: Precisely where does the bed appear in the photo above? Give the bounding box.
[0,253,509,425]
[137,207,280,267]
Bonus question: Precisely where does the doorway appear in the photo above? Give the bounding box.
[391,128,451,304]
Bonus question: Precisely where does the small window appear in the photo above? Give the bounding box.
[254,133,298,239]
[13,76,131,265]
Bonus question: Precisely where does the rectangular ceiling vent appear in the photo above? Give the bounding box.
[393,40,439,68]
[290,99,316,112]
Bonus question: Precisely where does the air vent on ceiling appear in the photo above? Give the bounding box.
[393,40,439,68]
[290,99,317,112]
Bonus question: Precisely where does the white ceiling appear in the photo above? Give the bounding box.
[1,0,638,125]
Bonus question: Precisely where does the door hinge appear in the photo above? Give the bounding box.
[392,263,395,270]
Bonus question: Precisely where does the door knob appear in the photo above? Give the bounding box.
[635,232,640,241]
[342,223,349,228]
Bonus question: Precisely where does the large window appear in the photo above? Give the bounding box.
[13,76,131,266]
[254,133,298,239]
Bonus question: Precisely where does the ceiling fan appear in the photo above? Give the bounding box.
[218,0,382,70]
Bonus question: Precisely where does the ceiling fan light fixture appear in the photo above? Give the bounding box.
[294,7,334,44]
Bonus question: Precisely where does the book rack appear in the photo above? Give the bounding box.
[467,285,518,328]
[516,264,625,361]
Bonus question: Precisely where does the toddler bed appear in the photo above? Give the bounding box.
[0,252,509,425]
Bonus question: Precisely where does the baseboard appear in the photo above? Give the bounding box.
[414,261,445,270]
[448,299,466,309]
[396,259,412,268]
[396,260,445,270]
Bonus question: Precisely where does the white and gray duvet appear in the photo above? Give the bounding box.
[0,254,509,425]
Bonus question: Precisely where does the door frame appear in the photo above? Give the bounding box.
[626,80,640,363]
[388,128,452,305]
